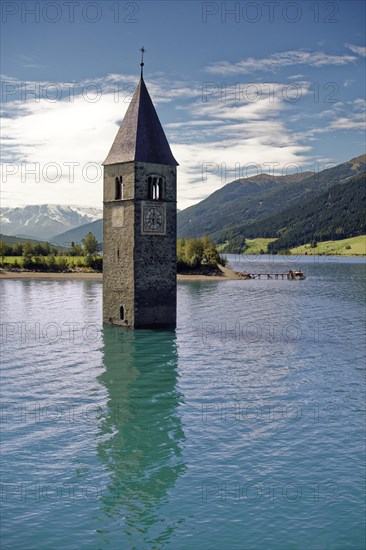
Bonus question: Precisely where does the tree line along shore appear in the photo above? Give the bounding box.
[0,234,229,276]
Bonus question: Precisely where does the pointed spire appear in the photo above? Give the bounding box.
[103,72,178,166]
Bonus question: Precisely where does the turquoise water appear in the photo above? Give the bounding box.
[1,256,365,549]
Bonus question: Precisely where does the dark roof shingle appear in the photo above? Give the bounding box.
[103,77,178,166]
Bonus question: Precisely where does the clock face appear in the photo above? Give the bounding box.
[145,207,163,230]
[142,203,166,235]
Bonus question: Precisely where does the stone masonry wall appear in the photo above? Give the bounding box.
[103,163,135,326]
[103,161,177,327]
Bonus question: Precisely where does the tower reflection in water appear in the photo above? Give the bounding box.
[97,327,186,546]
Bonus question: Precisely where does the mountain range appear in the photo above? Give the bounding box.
[1,154,365,251]
[0,204,102,241]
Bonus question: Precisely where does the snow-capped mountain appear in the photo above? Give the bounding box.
[0,204,103,241]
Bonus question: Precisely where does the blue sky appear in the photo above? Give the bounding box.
[1,0,365,209]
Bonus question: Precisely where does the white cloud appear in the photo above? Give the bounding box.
[206,50,356,75]
[329,117,365,130]
[352,98,366,111]
[345,43,366,57]
[287,74,305,80]
[166,120,221,128]
[169,84,313,206]
[329,98,366,130]
[1,74,363,211]
[13,54,45,70]
[0,74,203,208]
[1,82,131,207]
[293,98,366,137]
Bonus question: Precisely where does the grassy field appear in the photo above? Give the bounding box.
[290,235,366,256]
[243,238,277,254]
[244,236,366,256]
[217,238,277,254]
[57,256,86,264]
[218,235,365,256]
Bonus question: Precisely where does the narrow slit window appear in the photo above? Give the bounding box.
[115,176,122,200]
[120,305,124,320]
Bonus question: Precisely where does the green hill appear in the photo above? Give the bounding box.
[217,171,365,253]
[52,219,102,245]
[0,233,48,245]
[290,236,366,256]
[268,172,366,252]
[177,154,366,240]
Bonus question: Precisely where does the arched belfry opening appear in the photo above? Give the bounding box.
[115,176,123,200]
[148,176,164,200]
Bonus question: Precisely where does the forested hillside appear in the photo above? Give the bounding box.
[178,154,366,240]
[216,172,365,253]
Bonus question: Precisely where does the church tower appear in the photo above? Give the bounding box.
[102,58,178,328]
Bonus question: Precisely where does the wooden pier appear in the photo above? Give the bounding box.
[247,270,306,280]
[249,273,289,280]
[233,270,306,280]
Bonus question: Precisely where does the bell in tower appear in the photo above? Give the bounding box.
[102,51,178,328]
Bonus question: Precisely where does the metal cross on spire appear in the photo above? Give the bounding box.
[140,47,146,77]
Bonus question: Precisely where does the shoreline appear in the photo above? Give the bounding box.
[0,265,244,281]
[177,265,246,281]
[1,254,364,281]
[0,271,103,280]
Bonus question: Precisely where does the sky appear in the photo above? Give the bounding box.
[1,0,365,210]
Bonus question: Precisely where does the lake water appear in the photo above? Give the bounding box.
[1,255,365,549]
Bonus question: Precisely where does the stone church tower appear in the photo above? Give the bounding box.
[102,67,178,328]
